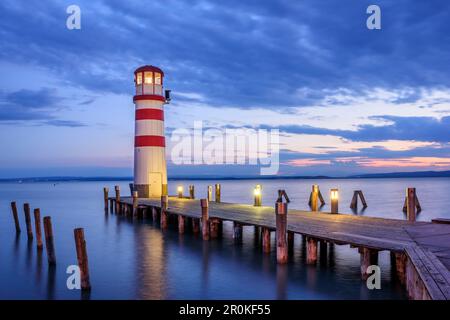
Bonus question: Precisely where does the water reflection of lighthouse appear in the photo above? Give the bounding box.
[133,65,169,197]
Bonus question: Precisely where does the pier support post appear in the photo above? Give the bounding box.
[152,207,159,221]
[393,252,407,285]
[114,186,120,213]
[132,191,139,218]
[406,188,417,222]
[74,228,91,291]
[215,184,221,203]
[275,202,288,264]
[109,199,114,213]
[43,216,56,265]
[210,219,221,239]
[360,247,378,280]
[233,222,243,242]
[178,215,185,234]
[262,228,271,253]
[23,203,33,240]
[320,241,328,262]
[330,189,339,214]
[288,231,294,253]
[10,201,21,233]
[103,187,109,211]
[350,190,368,210]
[189,185,195,199]
[192,218,200,235]
[207,186,213,201]
[201,199,209,240]
[33,208,43,250]
[160,196,169,230]
[306,237,318,265]
[310,185,319,211]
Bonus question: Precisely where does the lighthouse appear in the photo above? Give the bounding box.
[133,65,168,198]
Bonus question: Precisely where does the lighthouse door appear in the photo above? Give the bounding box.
[148,172,162,197]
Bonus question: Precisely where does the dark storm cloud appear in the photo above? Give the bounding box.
[1,0,450,107]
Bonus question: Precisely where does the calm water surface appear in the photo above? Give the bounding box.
[1,178,449,299]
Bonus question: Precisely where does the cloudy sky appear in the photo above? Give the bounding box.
[0,0,449,178]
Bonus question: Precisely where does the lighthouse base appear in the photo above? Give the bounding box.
[134,184,168,198]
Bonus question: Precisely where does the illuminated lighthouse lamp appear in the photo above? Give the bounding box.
[133,65,171,198]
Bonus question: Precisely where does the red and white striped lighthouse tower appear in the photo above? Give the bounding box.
[133,65,168,198]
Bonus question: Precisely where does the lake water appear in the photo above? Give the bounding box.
[1,178,449,300]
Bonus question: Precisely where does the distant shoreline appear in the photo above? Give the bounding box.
[0,170,449,182]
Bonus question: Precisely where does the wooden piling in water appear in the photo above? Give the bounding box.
[10,201,21,233]
[201,199,209,240]
[23,203,33,240]
[359,247,378,280]
[233,222,243,242]
[152,207,159,221]
[43,216,56,265]
[215,184,221,203]
[406,188,418,222]
[207,186,212,201]
[350,190,368,210]
[160,196,169,230]
[210,218,221,239]
[74,228,91,291]
[114,186,120,213]
[288,231,294,252]
[393,252,407,285]
[275,202,288,264]
[306,237,318,265]
[178,215,185,234]
[310,185,319,211]
[33,208,43,250]
[132,191,138,218]
[103,187,109,211]
[262,227,271,253]
[189,185,195,199]
[192,218,200,234]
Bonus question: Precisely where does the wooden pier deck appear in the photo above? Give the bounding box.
[111,196,450,300]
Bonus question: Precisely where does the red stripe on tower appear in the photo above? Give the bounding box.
[135,135,166,147]
[135,109,164,121]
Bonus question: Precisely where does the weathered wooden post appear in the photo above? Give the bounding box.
[350,190,368,210]
[114,185,120,213]
[310,185,319,211]
[33,208,43,250]
[393,252,407,285]
[192,218,200,234]
[74,228,91,291]
[288,231,294,252]
[152,207,159,221]
[330,188,339,214]
[360,247,378,280]
[189,185,195,199]
[43,216,56,265]
[201,199,209,240]
[210,219,221,239]
[109,199,114,213]
[254,184,262,206]
[262,228,271,253]
[275,201,288,264]
[132,191,139,218]
[178,215,185,234]
[215,184,221,203]
[177,185,183,198]
[406,188,417,222]
[103,187,109,211]
[306,237,318,265]
[207,185,213,201]
[23,203,33,239]
[129,183,134,195]
[233,222,243,242]
[10,201,21,233]
[160,195,169,230]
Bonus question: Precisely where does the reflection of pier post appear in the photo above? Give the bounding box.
[201,241,210,293]
[134,227,167,299]
[46,265,56,300]
[276,265,288,300]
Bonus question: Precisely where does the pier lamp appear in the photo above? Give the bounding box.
[254,184,262,206]
[330,188,339,214]
[177,186,183,198]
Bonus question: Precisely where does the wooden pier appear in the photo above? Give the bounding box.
[109,195,450,300]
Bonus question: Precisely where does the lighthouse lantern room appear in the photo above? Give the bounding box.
[133,65,168,198]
